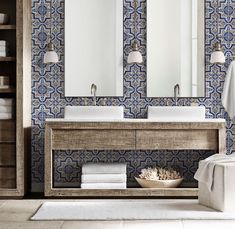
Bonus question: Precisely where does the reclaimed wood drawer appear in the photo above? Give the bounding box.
[52,130,136,150]
[136,129,218,150]
[0,167,16,188]
[0,144,16,166]
[0,120,15,142]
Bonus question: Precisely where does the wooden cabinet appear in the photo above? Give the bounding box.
[0,167,16,188]
[0,120,16,142]
[52,129,136,150]
[0,0,31,197]
[45,119,226,197]
[136,129,218,150]
[0,144,16,166]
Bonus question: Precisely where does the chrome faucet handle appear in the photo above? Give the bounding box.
[174,84,180,106]
[91,83,97,96]
[91,84,97,106]
[174,84,180,95]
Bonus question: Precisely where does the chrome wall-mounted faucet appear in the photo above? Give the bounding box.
[174,84,180,106]
[91,83,97,105]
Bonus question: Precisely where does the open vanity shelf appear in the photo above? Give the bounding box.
[0,0,31,197]
[45,119,226,197]
[0,25,16,30]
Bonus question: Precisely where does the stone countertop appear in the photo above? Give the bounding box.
[45,118,226,123]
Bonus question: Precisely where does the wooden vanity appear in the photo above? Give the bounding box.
[44,119,226,197]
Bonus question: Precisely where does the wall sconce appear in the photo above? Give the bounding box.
[210,0,225,64]
[210,42,225,64]
[44,0,59,64]
[127,0,143,64]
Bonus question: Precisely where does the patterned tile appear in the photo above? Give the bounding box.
[32,0,235,191]
[53,150,215,188]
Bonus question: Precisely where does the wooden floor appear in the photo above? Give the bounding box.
[0,199,235,229]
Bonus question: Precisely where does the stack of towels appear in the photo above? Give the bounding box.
[81,163,127,189]
[0,98,12,119]
[0,40,8,57]
[0,76,10,89]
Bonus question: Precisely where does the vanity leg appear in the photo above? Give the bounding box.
[218,127,227,154]
[44,125,53,196]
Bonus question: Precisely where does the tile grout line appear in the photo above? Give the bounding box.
[59,221,66,229]
[0,201,7,210]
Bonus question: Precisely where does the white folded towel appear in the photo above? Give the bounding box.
[0,99,12,106]
[0,51,8,57]
[81,183,126,189]
[81,174,126,183]
[0,106,12,113]
[0,85,10,89]
[0,113,12,119]
[0,41,7,46]
[222,60,235,119]
[0,46,7,52]
[82,163,126,174]
[194,153,235,191]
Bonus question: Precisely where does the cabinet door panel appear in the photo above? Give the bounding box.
[136,130,218,150]
[52,130,136,150]
[0,144,16,166]
[0,168,16,188]
[0,121,15,142]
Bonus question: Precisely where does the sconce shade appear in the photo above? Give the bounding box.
[127,42,143,64]
[44,42,59,64]
[210,42,225,64]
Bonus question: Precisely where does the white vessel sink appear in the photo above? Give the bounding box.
[64,106,124,120]
[148,106,206,121]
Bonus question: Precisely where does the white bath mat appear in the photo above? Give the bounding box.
[31,199,235,221]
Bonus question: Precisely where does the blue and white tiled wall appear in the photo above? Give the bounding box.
[54,150,215,188]
[32,0,235,191]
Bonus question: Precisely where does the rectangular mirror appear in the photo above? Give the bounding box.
[65,0,123,97]
[147,0,205,97]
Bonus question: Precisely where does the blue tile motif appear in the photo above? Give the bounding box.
[32,0,235,191]
[53,150,215,188]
